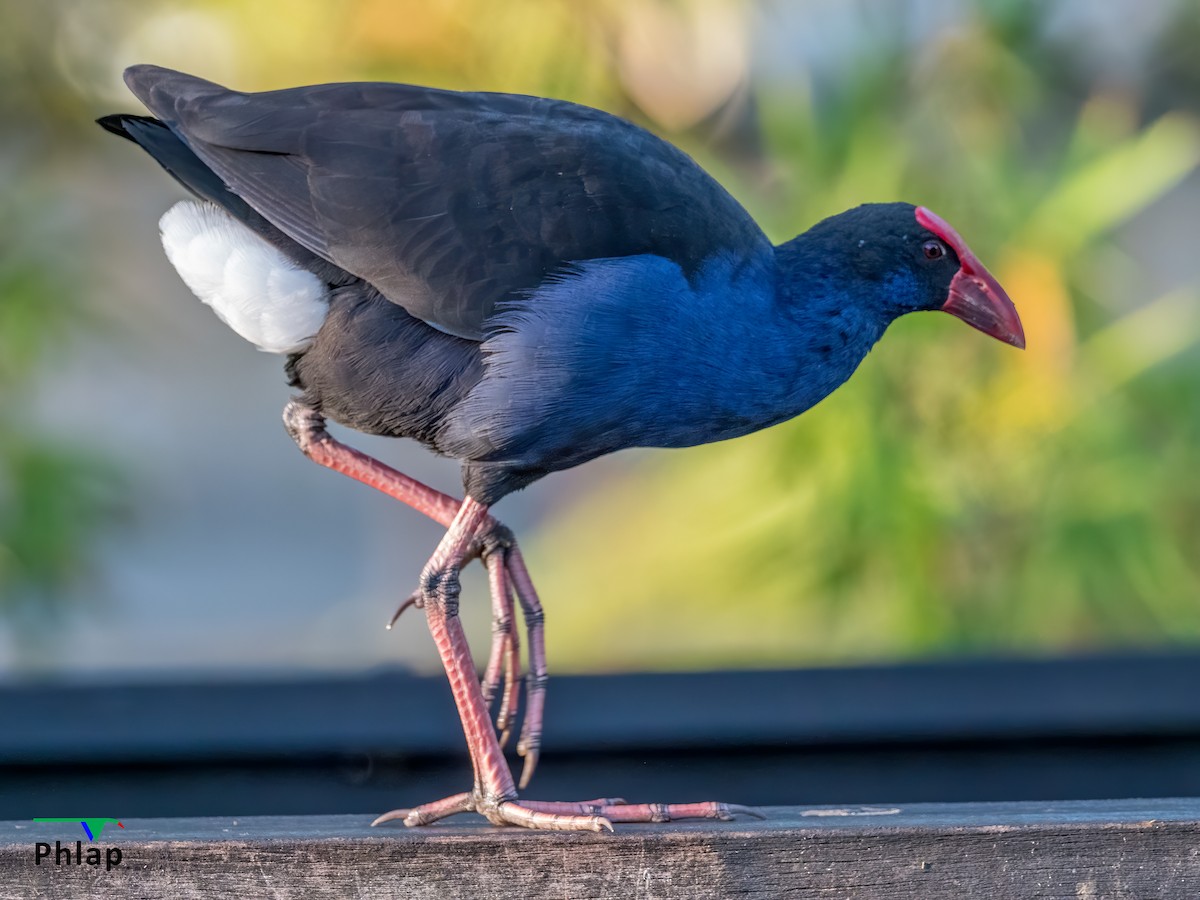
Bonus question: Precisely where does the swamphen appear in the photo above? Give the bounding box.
[99,64,1024,831]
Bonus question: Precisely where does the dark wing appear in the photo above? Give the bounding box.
[123,65,769,340]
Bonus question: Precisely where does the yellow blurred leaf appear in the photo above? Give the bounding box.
[988,248,1076,431]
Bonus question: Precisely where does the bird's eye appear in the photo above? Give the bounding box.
[922,240,946,260]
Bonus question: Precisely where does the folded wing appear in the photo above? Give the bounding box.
[123,65,768,340]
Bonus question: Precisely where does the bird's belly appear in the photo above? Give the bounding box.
[291,285,484,448]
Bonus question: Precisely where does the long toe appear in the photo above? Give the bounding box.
[481,552,516,712]
[372,794,760,831]
[507,546,547,787]
[371,792,474,827]
[496,802,613,832]
[518,800,764,824]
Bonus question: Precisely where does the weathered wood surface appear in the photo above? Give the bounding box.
[3,798,1198,899]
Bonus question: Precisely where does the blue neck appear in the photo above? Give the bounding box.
[607,245,894,449]
[765,239,895,415]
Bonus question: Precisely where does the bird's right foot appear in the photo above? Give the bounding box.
[380,498,762,833]
[371,792,764,831]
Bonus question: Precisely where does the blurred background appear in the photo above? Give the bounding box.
[1,0,1199,817]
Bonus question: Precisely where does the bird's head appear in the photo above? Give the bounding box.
[794,202,1025,349]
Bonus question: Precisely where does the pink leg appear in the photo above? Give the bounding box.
[393,542,525,754]
[371,499,762,831]
[481,554,525,754]
[507,546,547,788]
[287,401,535,757]
[414,500,515,812]
[284,402,460,527]
[388,498,610,830]
[287,403,755,830]
[479,554,512,709]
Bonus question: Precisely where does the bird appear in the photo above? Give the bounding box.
[99,64,1024,832]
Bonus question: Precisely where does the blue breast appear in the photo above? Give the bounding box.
[440,248,889,472]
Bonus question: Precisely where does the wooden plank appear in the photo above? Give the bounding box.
[3,798,1198,899]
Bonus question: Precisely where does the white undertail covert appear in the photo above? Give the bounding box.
[159,200,328,353]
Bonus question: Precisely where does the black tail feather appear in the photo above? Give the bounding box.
[96,113,150,141]
[96,113,246,210]
[95,111,347,284]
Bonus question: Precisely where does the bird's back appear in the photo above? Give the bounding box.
[120,65,769,340]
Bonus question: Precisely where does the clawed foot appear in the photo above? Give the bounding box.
[378,498,758,834]
[371,792,765,832]
[388,519,546,788]
[286,418,758,835]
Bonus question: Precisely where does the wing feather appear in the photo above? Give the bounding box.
[124,65,769,340]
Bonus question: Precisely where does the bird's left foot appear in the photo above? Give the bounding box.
[371,792,764,831]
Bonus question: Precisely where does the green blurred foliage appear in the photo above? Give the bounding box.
[0,190,123,620]
[2,0,1198,668]
[531,2,1200,670]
